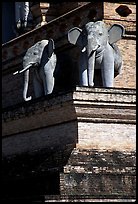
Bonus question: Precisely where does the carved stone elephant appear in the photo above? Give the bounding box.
[68,21,125,87]
[13,39,57,101]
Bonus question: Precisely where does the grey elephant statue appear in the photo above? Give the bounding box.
[67,21,125,87]
[13,39,57,101]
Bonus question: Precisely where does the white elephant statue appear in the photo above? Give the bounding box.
[13,39,57,101]
[67,21,125,87]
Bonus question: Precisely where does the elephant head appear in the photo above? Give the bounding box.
[13,39,56,101]
[68,21,125,87]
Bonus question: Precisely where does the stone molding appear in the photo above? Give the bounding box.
[2,87,136,137]
[2,87,136,156]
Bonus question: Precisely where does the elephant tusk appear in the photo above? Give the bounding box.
[82,47,86,52]
[24,96,32,101]
[88,45,100,59]
[13,71,19,75]
[23,69,32,101]
[19,64,32,73]
[13,64,34,75]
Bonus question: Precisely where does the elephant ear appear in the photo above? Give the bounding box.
[108,24,125,44]
[47,39,55,58]
[68,27,85,47]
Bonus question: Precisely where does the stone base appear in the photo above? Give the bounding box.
[2,87,136,201]
[60,148,136,199]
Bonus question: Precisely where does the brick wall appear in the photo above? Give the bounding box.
[104,2,136,33]
[104,2,136,88]
[114,38,136,88]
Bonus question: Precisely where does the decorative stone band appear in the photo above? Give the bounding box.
[2,87,136,157]
[2,87,136,136]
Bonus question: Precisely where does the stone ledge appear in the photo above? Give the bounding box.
[63,149,136,170]
[2,87,136,137]
[44,196,136,202]
[2,87,136,158]
[1,195,136,202]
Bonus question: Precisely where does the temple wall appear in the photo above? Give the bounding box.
[2,2,136,202]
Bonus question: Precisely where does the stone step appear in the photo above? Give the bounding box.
[2,195,136,202]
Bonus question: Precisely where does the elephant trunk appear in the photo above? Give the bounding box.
[87,38,98,86]
[23,69,32,101]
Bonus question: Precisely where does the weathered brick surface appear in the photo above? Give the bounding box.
[2,121,77,157]
[2,88,136,201]
[104,2,136,33]
[60,149,136,198]
[77,123,135,151]
[61,173,136,197]
[114,39,136,88]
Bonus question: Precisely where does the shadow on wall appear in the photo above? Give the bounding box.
[2,118,78,201]
[53,51,79,92]
[53,47,105,90]
[2,2,16,44]
[2,142,77,200]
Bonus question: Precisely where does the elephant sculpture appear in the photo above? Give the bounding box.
[67,21,125,87]
[13,39,57,101]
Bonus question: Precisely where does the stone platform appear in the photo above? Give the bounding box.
[2,87,136,201]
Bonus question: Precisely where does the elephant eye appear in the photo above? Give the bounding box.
[99,32,103,36]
